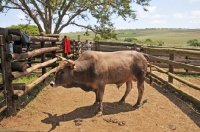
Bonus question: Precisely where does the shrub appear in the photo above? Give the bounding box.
[144,38,156,45]
[187,39,200,47]
[124,38,137,42]
[157,41,164,46]
[8,24,39,35]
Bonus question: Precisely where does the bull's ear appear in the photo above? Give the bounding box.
[66,60,75,69]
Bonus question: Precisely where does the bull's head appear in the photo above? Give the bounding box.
[50,55,75,87]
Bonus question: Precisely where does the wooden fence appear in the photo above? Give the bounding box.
[0,28,63,116]
[0,28,86,116]
[95,41,200,109]
[1,31,200,116]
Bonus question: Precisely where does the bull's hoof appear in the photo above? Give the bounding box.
[118,100,125,105]
[133,103,141,108]
[93,102,99,105]
[96,111,103,117]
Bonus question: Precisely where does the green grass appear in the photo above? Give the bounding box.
[61,28,200,48]
[0,73,53,115]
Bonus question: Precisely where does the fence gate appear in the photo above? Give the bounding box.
[0,28,16,116]
[0,35,8,116]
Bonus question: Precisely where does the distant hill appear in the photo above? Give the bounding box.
[60,28,200,47]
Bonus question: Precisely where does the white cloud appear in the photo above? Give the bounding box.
[173,10,200,18]
[191,10,200,18]
[152,14,168,18]
[152,14,161,18]
[173,13,188,18]
[138,6,157,18]
[15,13,25,19]
[190,20,200,23]
[190,0,200,3]
[151,20,166,24]
[139,13,167,18]
[146,6,157,12]
[138,6,168,19]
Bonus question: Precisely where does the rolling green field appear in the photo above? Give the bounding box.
[60,28,200,48]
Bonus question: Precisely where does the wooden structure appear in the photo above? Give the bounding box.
[1,29,200,116]
[0,28,61,116]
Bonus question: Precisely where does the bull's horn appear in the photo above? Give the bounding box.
[56,55,67,61]
[66,59,75,69]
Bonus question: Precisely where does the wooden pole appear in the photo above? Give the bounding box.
[149,55,200,73]
[30,36,60,42]
[151,72,200,108]
[142,46,200,58]
[0,83,26,91]
[41,41,46,76]
[0,28,16,116]
[95,41,100,51]
[151,64,200,90]
[51,41,56,68]
[9,47,59,60]
[6,34,21,42]
[12,57,58,79]
[78,35,80,42]
[45,34,60,37]
[0,35,8,114]
[8,29,21,36]
[11,62,27,72]
[17,67,57,97]
[168,54,174,83]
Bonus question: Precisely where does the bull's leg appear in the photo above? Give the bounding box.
[119,80,132,104]
[135,79,145,106]
[93,90,99,105]
[96,85,105,116]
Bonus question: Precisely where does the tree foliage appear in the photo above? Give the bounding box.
[8,24,39,35]
[0,0,151,39]
[124,37,137,42]
[123,37,164,46]
[187,39,200,47]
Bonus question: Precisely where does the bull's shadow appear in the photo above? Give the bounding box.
[41,101,147,132]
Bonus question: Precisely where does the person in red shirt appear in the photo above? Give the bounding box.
[63,36,71,58]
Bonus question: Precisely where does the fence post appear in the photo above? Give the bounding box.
[78,35,80,42]
[168,54,174,83]
[133,43,136,50]
[185,56,189,73]
[51,41,56,68]
[0,28,16,116]
[95,41,100,51]
[41,41,46,75]
[72,40,76,60]
[0,35,8,113]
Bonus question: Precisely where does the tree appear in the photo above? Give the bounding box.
[144,38,155,45]
[0,0,151,39]
[156,40,164,46]
[187,39,200,47]
[124,37,137,42]
[8,24,39,35]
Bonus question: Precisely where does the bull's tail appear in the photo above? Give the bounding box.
[143,54,153,86]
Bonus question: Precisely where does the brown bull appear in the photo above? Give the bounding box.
[50,50,152,116]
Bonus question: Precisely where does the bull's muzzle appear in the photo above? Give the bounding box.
[50,81,56,87]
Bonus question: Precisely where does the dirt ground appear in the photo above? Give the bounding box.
[0,79,200,132]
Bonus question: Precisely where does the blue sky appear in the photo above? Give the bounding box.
[0,0,200,33]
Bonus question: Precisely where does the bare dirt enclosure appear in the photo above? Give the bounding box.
[0,80,200,132]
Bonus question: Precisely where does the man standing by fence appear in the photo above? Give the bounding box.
[63,36,71,58]
[84,40,91,51]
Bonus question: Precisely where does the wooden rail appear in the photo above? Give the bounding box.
[141,47,200,58]
[0,28,62,116]
[1,32,200,116]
